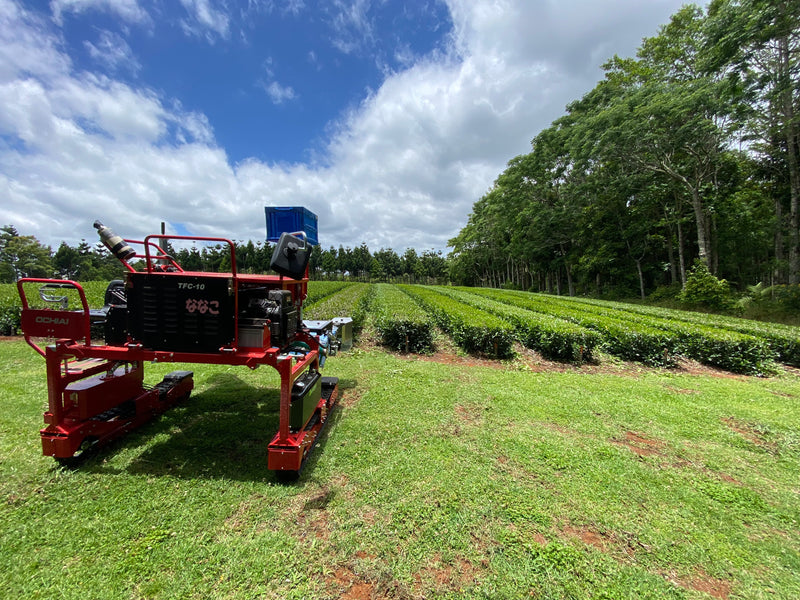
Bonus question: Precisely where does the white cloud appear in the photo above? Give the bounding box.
[259,57,297,105]
[179,0,230,41]
[84,29,141,75]
[327,0,374,55]
[49,75,171,142]
[1,0,687,254]
[0,0,71,81]
[264,81,297,104]
[50,0,150,25]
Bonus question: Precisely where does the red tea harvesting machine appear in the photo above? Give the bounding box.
[16,207,348,478]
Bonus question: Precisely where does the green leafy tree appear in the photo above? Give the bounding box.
[3,235,52,280]
[0,225,20,282]
[321,246,338,277]
[704,0,800,282]
[402,248,419,281]
[52,241,83,279]
[679,259,736,310]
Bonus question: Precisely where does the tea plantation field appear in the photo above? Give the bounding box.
[1,281,800,598]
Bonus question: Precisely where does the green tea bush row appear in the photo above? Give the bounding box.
[369,284,434,353]
[563,296,800,368]
[479,289,778,375]
[433,287,600,363]
[0,305,20,335]
[509,292,778,375]
[302,283,373,331]
[305,281,351,305]
[0,283,21,334]
[399,285,515,358]
[464,288,676,367]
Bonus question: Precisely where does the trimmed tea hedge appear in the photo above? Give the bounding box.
[505,292,777,375]
[469,288,778,375]
[434,287,600,362]
[399,285,515,358]
[302,283,373,331]
[305,281,351,305]
[564,296,800,368]
[0,283,20,334]
[463,288,676,367]
[370,284,434,353]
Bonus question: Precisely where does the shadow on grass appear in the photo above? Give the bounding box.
[72,372,358,482]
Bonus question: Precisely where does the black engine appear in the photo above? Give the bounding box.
[99,278,300,352]
[240,289,298,348]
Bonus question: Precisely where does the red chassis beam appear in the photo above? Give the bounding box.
[36,334,331,472]
[40,349,194,460]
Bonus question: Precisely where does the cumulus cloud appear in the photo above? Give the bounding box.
[1,0,685,253]
[264,81,297,104]
[0,0,71,80]
[259,57,297,105]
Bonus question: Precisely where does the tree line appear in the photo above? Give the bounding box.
[448,0,800,299]
[0,225,448,284]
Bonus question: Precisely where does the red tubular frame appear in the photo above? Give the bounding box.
[17,279,92,357]
[17,232,335,475]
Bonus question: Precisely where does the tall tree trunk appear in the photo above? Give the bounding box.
[711,212,719,275]
[566,263,574,297]
[661,203,678,285]
[635,258,646,300]
[677,217,687,285]
[691,186,711,267]
[666,224,678,285]
[775,195,785,283]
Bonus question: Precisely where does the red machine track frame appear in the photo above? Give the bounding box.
[17,234,339,475]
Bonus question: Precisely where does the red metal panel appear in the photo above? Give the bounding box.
[21,309,88,340]
[66,364,144,420]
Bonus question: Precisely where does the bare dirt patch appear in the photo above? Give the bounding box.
[454,402,489,429]
[292,506,332,544]
[402,349,509,370]
[672,358,750,380]
[538,421,581,436]
[665,385,700,395]
[613,431,668,458]
[613,430,745,485]
[557,522,645,562]
[562,524,614,552]
[667,569,733,600]
[328,566,377,600]
[339,387,365,409]
[722,417,776,452]
[412,555,481,596]
[326,557,411,600]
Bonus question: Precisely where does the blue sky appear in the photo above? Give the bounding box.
[53,1,452,164]
[1,0,687,253]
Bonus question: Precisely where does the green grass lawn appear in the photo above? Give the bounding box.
[1,339,799,599]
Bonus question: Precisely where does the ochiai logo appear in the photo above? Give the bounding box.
[35,315,70,325]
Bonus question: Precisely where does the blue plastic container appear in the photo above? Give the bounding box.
[265,207,319,246]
